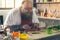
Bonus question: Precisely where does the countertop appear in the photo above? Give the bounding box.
[28,31,60,40]
[0,31,60,40]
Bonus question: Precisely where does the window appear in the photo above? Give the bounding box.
[0,0,23,9]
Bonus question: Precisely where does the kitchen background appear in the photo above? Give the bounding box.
[0,0,60,28]
[33,0,60,28]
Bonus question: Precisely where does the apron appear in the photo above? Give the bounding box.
[10,12,32,32]
[21,13,32,26]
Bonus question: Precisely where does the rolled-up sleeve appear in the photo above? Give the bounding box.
[32,8,39,23]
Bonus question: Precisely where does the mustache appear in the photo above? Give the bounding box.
[21,12,32,15]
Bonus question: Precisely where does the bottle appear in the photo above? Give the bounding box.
[44,0,48,2]
[44,8,48,17]
[40,11,44,17]
[5,28,12,40]
[38,9,41,16]
[6,28,10,35]
[54,0,57,2]
[40,0,44,2]
[57,0,60,2]
[48,0,52,2]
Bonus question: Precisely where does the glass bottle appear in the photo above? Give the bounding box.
[40,11,44,17]
[40,0,44,2]
[44,0,48,2]
[44,8,48,17]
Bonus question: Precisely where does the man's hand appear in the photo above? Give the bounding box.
[34,23,39,27]
[32,23,40,31]
[3,26,10,31]
[22,24,31,30]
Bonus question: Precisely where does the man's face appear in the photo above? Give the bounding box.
[21,2,33,15]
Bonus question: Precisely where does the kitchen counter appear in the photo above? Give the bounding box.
[28,31,60,40]
[0,31,60,40]
[38,16,60,28]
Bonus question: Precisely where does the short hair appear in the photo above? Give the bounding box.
[22,0,32,4]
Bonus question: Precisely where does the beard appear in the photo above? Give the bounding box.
[21,12,32,21]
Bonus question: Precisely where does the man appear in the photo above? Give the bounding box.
[4,0,39,32]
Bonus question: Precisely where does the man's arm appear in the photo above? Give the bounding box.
[3,9,15,29]
[32,8,39,24]
[32,8,40,30]
[3,11,14,35]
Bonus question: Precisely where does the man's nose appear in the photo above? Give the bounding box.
[25,10,29,12]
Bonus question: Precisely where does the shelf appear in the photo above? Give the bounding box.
[35,2,60,4]
[38,16,60,20]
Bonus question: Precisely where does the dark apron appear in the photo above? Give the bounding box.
[10,13,32,32]
[21,13,32,26]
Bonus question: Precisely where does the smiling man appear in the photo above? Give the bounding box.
[4,0,39,32]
